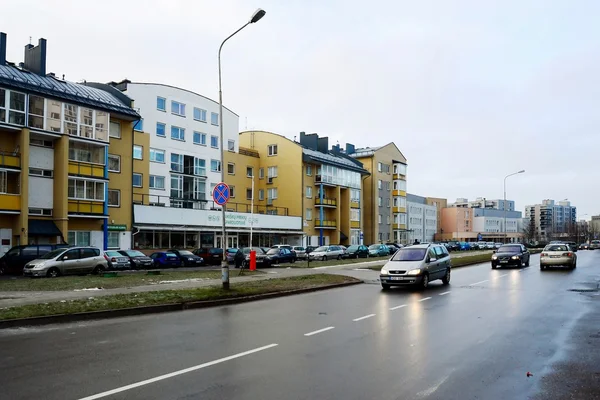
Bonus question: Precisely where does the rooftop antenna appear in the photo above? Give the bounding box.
[29,36,32,45]
[62,74,65,80]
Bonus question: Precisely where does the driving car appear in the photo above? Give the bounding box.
[103,250,130,270]
[150,251,181,268]
[0,244,70,275]
[591,240,600,250]
[308,245,345,261]
[22,247,107,278]
[117,250,154,269]
[168,249,204,267]
[380,244,451,290]
[240,247,272,268]
[368,244,390,257]
[579,243,590,250]
[491,244,530,269]
[343,245,369,259]
[540,243,577,270]
[265,247,296,264]
[292,246,307,259]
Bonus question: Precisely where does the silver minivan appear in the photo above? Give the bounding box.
[23,247,108,278]
[380,244,451,289]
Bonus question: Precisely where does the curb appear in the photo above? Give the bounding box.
[0,280,362,329]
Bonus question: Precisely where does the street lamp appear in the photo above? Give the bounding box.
[504,170,525,243]
[218,8,266,290]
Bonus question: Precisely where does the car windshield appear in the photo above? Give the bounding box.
[368,245,380,250]
[313,246,328,252]
[105,251,120,257]
[177,250,194,256]
[347,245,359,251]
[123,250,146,257]
[498,245,521,253]
[544,245,568,252]
[392,248,426,261]
[243,247,265,254]
[166,253,177,257]
[40,248,67,259]
[209,248,223,254]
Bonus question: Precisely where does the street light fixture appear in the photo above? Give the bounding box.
[504,170,525,243]
[218,8,266,290]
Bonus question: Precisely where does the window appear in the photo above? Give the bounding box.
[227,163,235,175]
[378,214,382,224]
[268,144,278,156]
[211,159,221,172]
[108,189,120,207]
[378,162,382,172]
[68,142,105,164]
[259,168,264,179]
[378,197,382,206]
[193,131,206,145]
[68,178,105,201]
[246,188,253,200]
[30,138,53,148]
[132,173,143,188]
[8,90,25,125]
[267,166,278,178]
[228,140,235,151]
[193,107,207,122]
[171,153,183,172]
[306,186,312,198]
[150,148,165,163]
[29,168,53,178]
[211,112,219,126]
[351,209,360,221]
[386,181,390,191]
[259,189,264,201]
[29,208,52,216]
[157,97,166,111]
[171,101,186,116]
[108,154,121,172]
[351,189,360,203]
[378,233,383,242]
[386,198,390,208]
[133,119,143,132]
[149,175,165,189]
[387,215,391,225]
[378,180,382,190]
[28,95,44,129]
[0,89,5,122]
[211,135,219,149]
[246,167,254,177]
[107,232,120,249]
[194,158,206,176]
[0,170,6,193]
[229,186,236,198]
[306,165,312,176]
[132,145,143,160]
[107,121,121,139]
[306,208,313,220]
[156,122,166,137]
[171,126,185,141]
[267,188,278,200]
[68,231,91,247]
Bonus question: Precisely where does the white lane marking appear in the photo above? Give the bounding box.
[497,274,508,278]
[418,297,432,302]
[416,374,451,398]
[353,268,372,271]
[439,291,450,296]
[312,265,340,270]
[77,343,279,400]
[469,280,489,286]
[304,326,335,336]
[353,313,376,322]
[390,304,407,310]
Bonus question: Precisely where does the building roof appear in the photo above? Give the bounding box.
[302,147,369,174]
[351,142,407,163]
[0,64,140,119]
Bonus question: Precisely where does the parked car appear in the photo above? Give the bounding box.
[0,244,70,275]
[103,250,130,270]
[117,250,154,269]
[591,240,600,250]
[380,244,451,289]
[476,241,487,250]
[271,244,293,250]
[343,245,369,259]
[23,247,107,278]
[293,246,307,259]
[150,251,181,268]
[540,243,577,270]
[241,247,272,268]
[226,248,238,263]
[308,245,346,261]
[368,244,390,257]
[579,243,590,250]
[305,246,318,254]
[491,244,530,269]
[445,241,460,252]
[469,242,480,250]
[459,242,471,251]
[494,243,503,249]
[193,248,222,265]
[386,245,399,255]
[168,249,204,267]
[486,242,496,249]
[265,247,296,264]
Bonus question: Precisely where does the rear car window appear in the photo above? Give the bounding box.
[21,247,38,256]
[545,245,568,252]
[81,248,98,258]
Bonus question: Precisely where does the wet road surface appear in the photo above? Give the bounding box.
[1,251,599,400]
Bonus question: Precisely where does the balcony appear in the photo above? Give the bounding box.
[393,223,407,230]
[393,206,406,213]
[392,189,406,197]
[68,200,106,216]
[68,160,105,179]
[0,193,20,213]
[0,151,20,169]
[350,220,360,229]
[315,219,337,229]
[315,197,337,207]
[350,200,360,209]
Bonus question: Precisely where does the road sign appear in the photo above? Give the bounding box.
[213,182,230,206]
[360,232,364,240]
[477,233,483,241]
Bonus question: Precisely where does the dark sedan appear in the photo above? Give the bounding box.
[150,252,181,268]
[491,244,530,269]
[103,250,130,270]
[265,247,296,264]
[117,250,154,269]
[168,249,204,267]
[343,245,369,259]
[240,247,272,268]
[193,248,222,265]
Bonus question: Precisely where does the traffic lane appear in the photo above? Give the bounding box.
[84,252,590,399]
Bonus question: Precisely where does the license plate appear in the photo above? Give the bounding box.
[500,260,508,264]
[550,255,561,258]
[390,277,405,281]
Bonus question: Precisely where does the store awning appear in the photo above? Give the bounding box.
[28,220,62,237]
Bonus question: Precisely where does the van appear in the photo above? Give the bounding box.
[380,244,451,289]
[0,244,70,275]
[22,247,107,278]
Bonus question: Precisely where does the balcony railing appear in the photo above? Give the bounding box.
[68,199,106,216]
[132,193,291,216]
[350,200,360,209]
[0,150,21,169]
[350,220,360,229]
[315,219,336,228]
[315,197,337,207]
[0,193,21,212]
[393,206,406,213]
[68,160,105,179]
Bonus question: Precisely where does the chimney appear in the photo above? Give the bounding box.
[0,32,6,66]
[299,131,318,150]
[331,144,340,154]
[317,136,329,153]
[345,143,355,155]
[23,38,47,76]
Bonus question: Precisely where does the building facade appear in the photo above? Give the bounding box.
[425,197,447,240]
[348,143,408,244]
[439,207,523,242]
[452,197,515,211]
[0,33,142,256]
[525,199,577,241]
[406,194,437,243]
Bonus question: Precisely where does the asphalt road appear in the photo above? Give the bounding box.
[1,251,600,400]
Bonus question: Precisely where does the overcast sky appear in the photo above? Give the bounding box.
[3,1,599,218]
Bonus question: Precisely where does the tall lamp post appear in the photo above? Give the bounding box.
[504,169,525,243]
[218,8,266,289]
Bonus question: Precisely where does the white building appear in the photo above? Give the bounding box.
[407,194,437,243]
[452,197,515,211]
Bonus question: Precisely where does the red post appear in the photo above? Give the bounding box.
[250,250,256,271]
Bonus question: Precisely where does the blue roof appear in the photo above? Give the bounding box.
[0,64,139,119]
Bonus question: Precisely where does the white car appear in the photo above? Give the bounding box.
[540,243,577,270]
[292,246,307,259]
[486,242,495,249]
[308,245,345,261]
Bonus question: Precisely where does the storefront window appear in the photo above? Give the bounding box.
[171,232,184,248]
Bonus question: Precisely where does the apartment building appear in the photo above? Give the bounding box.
[452,197,515,211]
[406,194,437,243]
[440,207,523,242]
[525,199,577,241]
[0,33,143,256]
[348,143,408,244]
[425,197,447,240]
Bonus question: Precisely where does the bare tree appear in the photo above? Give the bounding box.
[522,219,536,243]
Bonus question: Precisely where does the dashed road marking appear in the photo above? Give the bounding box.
[390,304,407,310]
[439,291,450,296]
[469,280,489,286]
[418,297,432,302]
[304,326,335,337]
[353,314,376,322]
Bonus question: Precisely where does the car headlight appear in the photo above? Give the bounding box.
[407,269,421,275]
[188,257,194,261]
[511,255,520,260]
[491,255,497,260]
[380,268,389,275]
[33,262,46,269]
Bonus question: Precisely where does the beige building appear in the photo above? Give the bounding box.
[426,197,447,240]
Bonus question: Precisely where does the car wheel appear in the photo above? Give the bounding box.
[179,260,185,268]
[337,255,342,260]
[47,267,60,278]
[526,258,530,267]
[381,283,391,290]
[291,258,296,264]
[420,273,429,290]
[442,269,451,285]
[0,264,5,276]
[322,256,327,261]
[571,262,576,269]
[92,265,105,275]
[540,264,546,271]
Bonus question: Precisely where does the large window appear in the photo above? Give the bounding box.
[108,154,121,172]
[8,90,25,125]
[194,107,207,122]
[68,178,105,201]
[393,180,407,191]
[394,163,407,175]
[62,104,78,134]
[150,148,165,163]
[171,153,183,172]
[68,231,91,246]
[132,173,143,188]
[69,142,105,164]
[157,97,166,111]
[210,159,221,172]
[46,100,62,132]
[28,95,44,129]
[133,145,143,160]
[318,164,361,189]
[149,175,165,189]
[171,126,185,141]
[351,209,360,221]
[351,189,360,202]
[171,101,186,116]
[63,103,108,141]
[156,122,166,137]
[210,135,219,149]
[193,132,206,145]
[107,232,120,249]
[211,112,219,126]
[108,189,120,207]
